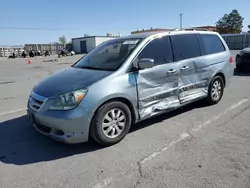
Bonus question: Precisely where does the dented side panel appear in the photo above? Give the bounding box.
[178,56,212,104]
[130,32,232,121]
[136,53,231,119]
[135,63,180,119]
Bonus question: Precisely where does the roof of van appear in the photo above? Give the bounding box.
[119,30,218,40]
[119,32,159,39]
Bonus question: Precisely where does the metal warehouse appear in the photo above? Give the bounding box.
[72,36,116,54]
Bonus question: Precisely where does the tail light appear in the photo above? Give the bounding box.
[229,56,233,64]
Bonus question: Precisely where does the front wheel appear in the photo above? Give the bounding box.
[206,76,224,105]
[236,64,242,72]
[90,101,132,146]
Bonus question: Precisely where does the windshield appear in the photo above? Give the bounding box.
[73,38,142,71]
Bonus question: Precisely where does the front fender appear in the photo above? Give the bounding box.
[89,93,139,121]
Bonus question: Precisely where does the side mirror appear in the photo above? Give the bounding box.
[137,58,155,69]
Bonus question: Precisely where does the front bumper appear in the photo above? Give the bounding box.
[27,106,92,144]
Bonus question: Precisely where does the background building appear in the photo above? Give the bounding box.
[188,26,217,31]
[72,36,117,54]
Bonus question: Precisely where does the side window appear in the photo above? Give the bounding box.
[200,34,225,55]
[138,36,173,65]
[171,34,201,61]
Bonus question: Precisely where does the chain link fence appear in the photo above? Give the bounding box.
[222,34,250,50]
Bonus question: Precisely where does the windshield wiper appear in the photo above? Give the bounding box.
[77,66,113,71]
[79,66,101,70]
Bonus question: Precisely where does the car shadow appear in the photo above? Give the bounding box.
[0,115,104,165]
[234,68,250,76]
[0,100,207,166]
[130,99,208,132]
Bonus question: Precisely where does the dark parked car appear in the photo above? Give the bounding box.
[21,51,27,58]
[236,47,250,72]
[29,50,35,58]
[8,52,17,59]
[44,50,50,57]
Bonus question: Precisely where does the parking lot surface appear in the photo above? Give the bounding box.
[1,52,250,188]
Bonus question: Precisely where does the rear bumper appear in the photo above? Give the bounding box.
[236,55,250,70]
[223,62,234,87]
[237,62,250,70]
[27,106,92,144]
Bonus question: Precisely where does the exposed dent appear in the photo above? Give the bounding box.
[136,50,230,119]
[137,68,180,118]
[137,63,212,119]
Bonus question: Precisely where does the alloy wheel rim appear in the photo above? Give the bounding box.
[211,80,222,100]
[102,108,126,138]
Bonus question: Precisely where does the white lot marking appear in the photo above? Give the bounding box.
[229,98,249,110]
[140,132,190,165]
[192,98,249,132]
[140,98,249,165]
[0,108,26,117]
[93,177,113,188]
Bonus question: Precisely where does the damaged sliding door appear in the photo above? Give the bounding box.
[135,36,181,119]
[170,34,209,104]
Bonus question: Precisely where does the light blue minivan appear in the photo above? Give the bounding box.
[27,30,234,146]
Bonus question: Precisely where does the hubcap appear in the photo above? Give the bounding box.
[102,108,126,138]
[211,80,222,100]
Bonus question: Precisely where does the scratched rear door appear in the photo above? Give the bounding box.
[135,36,180,119]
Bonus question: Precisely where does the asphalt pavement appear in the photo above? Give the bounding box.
[1,52,250,188]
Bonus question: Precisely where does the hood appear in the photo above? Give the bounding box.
[33,67,112,97]
[242,47,250,53]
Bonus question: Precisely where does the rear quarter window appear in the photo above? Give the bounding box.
[200,34,226,55]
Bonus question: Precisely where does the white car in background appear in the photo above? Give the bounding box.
[70,51,75,56]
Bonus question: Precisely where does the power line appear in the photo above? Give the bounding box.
[0,26,82,31]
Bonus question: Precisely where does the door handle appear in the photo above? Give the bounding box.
[181,66,189,71]
[167,69,176,74]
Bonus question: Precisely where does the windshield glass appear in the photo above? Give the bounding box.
[73,38,142,71]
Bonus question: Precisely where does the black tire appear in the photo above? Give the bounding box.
[206,76,224,105]
[90,101,132,146]
[236,64,242,72]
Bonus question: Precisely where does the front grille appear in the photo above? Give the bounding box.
[29,91,48,112]
[36,123,51,134]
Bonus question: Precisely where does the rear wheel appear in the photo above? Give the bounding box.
[90,101,132,146]
[206,76,224,105]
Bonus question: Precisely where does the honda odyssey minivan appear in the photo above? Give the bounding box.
[27,30,234,146]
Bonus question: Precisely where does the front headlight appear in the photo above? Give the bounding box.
[49,89,87,110]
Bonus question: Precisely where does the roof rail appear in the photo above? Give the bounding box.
[171,28,209,31]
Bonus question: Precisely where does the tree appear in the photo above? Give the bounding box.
[216,10,244,34]
[248,25,250,33]
[58,36,67,44]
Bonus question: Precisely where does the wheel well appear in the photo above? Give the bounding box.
[215,72,226,87]
[94,97,137,124]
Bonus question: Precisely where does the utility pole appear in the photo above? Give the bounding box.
[179,13,183,29]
